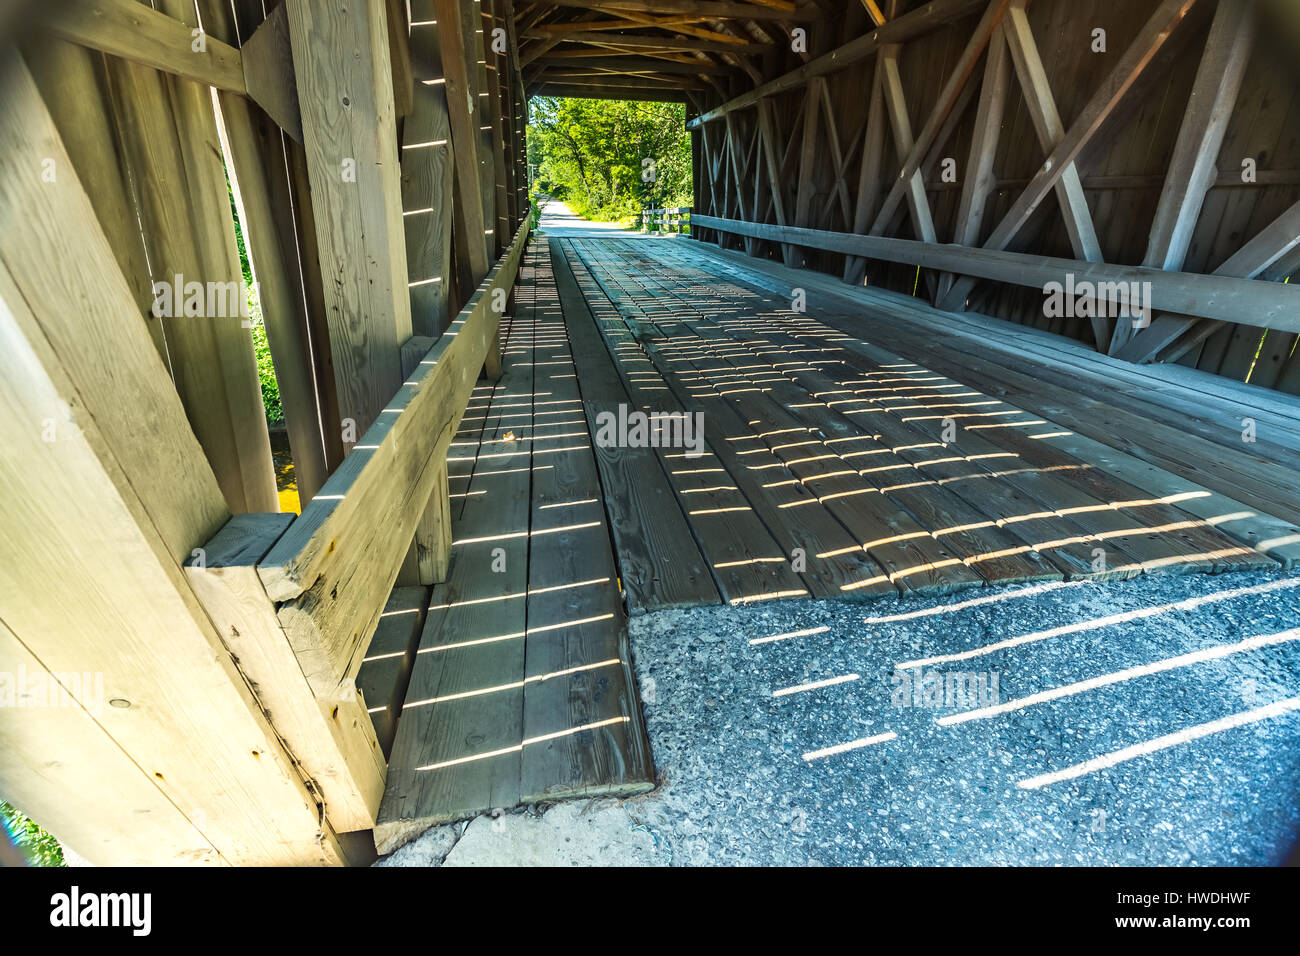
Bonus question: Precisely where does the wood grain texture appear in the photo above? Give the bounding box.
[551,241,723,610]
[44,0,246,93]
[355,586,427,758]
[239,1,303,143]
[258,221,531,697]
[95,4,278,514]
[0,60,349,864]
[693,215,1300,335]
[286,0,412,445]
[681,238,1300,564]
[186,513,387,833]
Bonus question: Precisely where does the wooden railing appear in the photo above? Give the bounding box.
[186,219,530,835]
[641,206,692,234]
[692,214,1300,337]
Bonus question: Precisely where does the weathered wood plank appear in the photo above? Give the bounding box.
[436,0,493,285]
[186,514,387,833]
[0,59,350,864]
[551,240,722,610]
[258,222,530,697]
[239,0,303,143]
[199,0,331,504]
[520,243,654,804]
[678,238,1300,564]
[96,5,279,514]
[938,26,1010,297]
[43,0,246,93]
[375,283,535,853]
[286,0,412,446]
[692,214,1300,335]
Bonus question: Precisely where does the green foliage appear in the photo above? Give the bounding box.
[227,173,283,425]
[248,304,283,425]
[1,801,65,867]
[528,97,692,221]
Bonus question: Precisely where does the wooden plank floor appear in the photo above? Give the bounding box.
[375,232,1288,850]
[557,234,1279,596]
[666,239,1300,565]
[374,243,653,854]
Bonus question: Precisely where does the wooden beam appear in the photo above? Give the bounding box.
[404,1,457,335]
[879,46,938,244]
[1114,197,1300,363]
[43,0,246,93]
[938,25,1010,296]
[692,214,1300,335]
[531,16,711,33]
[1002,2,1103,264]
[238,1,304,143]
[437,0,494,283]
[21,35,168,362]
[535,0,816,20]
[686,0,989,128]
[531,83,691,101]
[286,0,413,447]
[726,111,757,254]
[481,0,512,253]
[816,77,855,228]
[867,0,1010,237]
[257,222,532,697]
[532,71,707,89]
[98,3,278,514]
[185,514,387,833]
[618,9,755,45]
[937,0,1200,312]
[756,97,796,266]
[533,53,735,74]
[529,30,769,54]
[1000,0,1106,345]
[1142,0,1253,272]
[844,56,888,284]
[1109,0,1254,355]
[0,56,353,865]
[385,0,415,120]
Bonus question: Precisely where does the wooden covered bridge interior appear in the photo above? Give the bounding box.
[2,0,1299,866]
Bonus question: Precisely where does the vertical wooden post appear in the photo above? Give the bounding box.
[201,0,333,504]
[96,0,279,514]
[405,0,458,337]
[481,0,512,248]
[286,0,413,448]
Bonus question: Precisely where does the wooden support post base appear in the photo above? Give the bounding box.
[398,454,453,587]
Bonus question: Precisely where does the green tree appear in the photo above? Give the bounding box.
[528,97,692,222]
[1,801,65,866]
